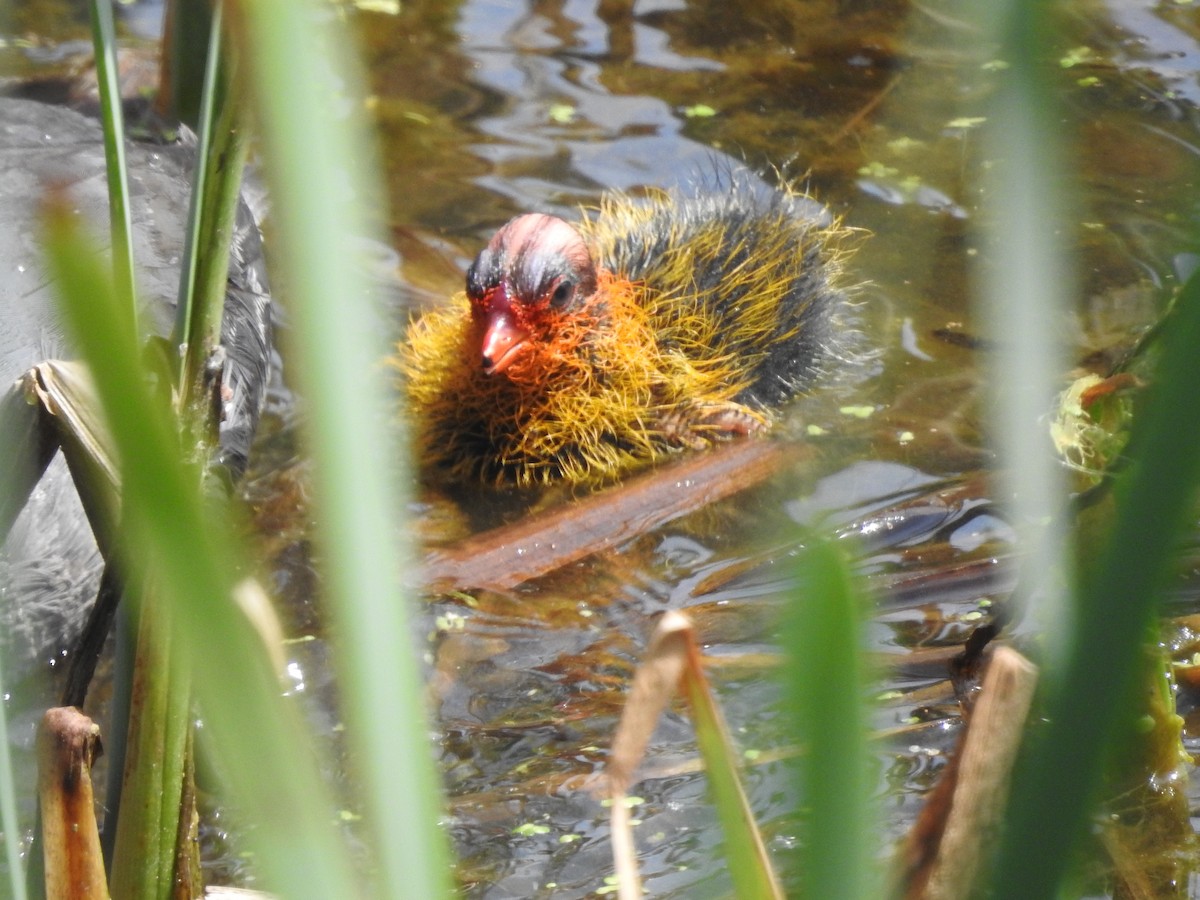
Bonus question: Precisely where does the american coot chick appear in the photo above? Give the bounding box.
[401,175,857,486]
[0,97,272,678]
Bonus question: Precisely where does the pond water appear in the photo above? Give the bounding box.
[5,0,1200,896]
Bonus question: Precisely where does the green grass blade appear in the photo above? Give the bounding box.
[990,255,1200,898]
[678,624,783,899]
[171,0,224,359]
[0,36,23,900]
[966,0,1200,893]
[975,0,1075,656]
[40,193,361,899]
[229,3,454,895]
[782,537,877,900]
[86,0,138,331]
[108,600,191,900]
[174,4,250,413]
[0,661,29,900]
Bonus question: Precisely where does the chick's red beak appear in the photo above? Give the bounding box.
[476,283,530,375]
[480,312,529,375]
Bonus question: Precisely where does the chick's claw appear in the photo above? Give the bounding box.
[658,401,769,450]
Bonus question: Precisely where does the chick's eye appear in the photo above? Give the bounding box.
[550,279,575,308]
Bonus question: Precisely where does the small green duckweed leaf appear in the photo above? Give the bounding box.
[512,822,551,837]
[858,161,899,179]
[946,116,987,129]
[1059,46,1094,67]
[886,136,923,154]
[839,405,876,419]
[434,612,466,632]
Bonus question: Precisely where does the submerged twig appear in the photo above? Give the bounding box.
[825,74,902,147]
[423,438,802,591]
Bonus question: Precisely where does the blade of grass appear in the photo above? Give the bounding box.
[970,0,1200,893]
[781,537,877,900]
[25,362,120,498]
[606,611,692,899]
[0,3,31,889]
[40,191,360,899]
[108,596,190,900]
[0,659,29,900]
[609,792,641,900]
[85,0,137,330]
[228,3,453,896]
[974,0,1075,657]
[678,617,784,900]
[0,380,59,545]
[171,0,224,361]
[174,2,250,415]
[990,249,1200,898]
[607,611,783,900]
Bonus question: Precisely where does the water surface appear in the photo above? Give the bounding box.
[5,0,1200,895]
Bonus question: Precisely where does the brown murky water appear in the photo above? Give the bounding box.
[5,0,1200,895]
